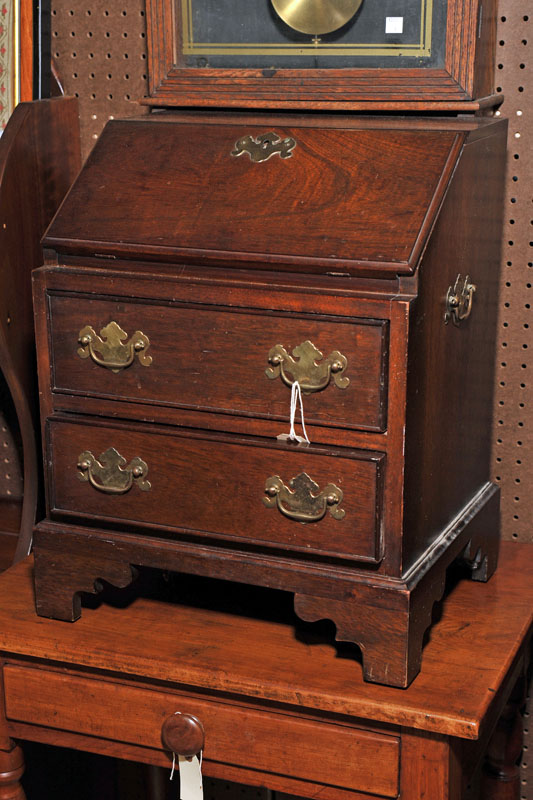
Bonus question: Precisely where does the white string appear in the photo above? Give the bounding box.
[288,381,310,444]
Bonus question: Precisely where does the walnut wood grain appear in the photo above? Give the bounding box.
[43,118,463,276]
[402,118,508,572]
[3,666,400,797]
[48,293,388,432]
[46,416,384,564]
[0,97,81,563]
[32,479,497,686]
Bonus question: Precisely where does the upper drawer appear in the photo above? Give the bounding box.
[48,293,388,432]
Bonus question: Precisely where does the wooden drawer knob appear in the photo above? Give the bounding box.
[161,712,205,756]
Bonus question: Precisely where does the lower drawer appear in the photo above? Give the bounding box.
[3,665,400,797]
[47,418,384,564]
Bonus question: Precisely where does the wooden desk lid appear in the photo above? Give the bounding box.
[44,115,469,277]
[0,543,531,741]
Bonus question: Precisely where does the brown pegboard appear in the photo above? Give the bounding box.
[51,0,149,158]
[0,374,22,501]
[492,2,532,549]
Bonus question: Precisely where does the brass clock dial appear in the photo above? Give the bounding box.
[271,0,363,36]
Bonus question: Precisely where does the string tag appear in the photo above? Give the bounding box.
[277,381,310,445]
[170,753,203,800]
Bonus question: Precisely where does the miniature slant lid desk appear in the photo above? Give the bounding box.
[32,0,506,687]
[0,541,531,800]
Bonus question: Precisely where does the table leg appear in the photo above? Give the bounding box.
[400,730,462,800]
[0,671,25,800]
[480,676,525,800]
[0,745,25,800]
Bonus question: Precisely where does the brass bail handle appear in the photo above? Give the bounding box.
[266,340,349,394]
[77,447,151,495]
[264,473,345,523]
[77,321,152,372]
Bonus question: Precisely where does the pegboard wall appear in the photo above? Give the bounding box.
[47,1,533,797]
[492,7,532,793]
[51,0,149,154]
[493,1,532,548]
[0,373,22,501]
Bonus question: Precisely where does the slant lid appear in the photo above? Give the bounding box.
[44,117,463,277]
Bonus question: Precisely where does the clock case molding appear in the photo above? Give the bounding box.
[145,0,500,111]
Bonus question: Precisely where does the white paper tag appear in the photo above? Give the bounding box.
[178,755,203,800]
[386,16,404,33]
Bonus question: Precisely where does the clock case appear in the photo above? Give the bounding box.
[145,0,500,111]
[32,111,506,688]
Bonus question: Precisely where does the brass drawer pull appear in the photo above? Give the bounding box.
[231,132,296,162]
[77,321,152,373]
[266,340,349,394]
[77,447,151,494]
[444,274,476,326]
[264,472,345,523]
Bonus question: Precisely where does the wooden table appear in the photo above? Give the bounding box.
[0,542,530,800]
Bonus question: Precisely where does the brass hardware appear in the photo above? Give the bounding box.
[77,321,152,373]
[266,340,349,394]
[271,0,363,35]
[77,447,151,494]
[444,275,476,326]
[263,473,345,523]
[231,133,296,163]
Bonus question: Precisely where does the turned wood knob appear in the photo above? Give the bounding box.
[161,712,205,756]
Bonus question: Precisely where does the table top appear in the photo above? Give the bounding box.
[0,542,531,741]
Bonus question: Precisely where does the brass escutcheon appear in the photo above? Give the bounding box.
[444,275,476,326]
[263,472,345,523]
[77,321,152,373]
[231,132,296,163]
[77,447,151,494]
[266,340,349,394]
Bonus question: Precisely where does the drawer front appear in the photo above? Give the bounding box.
[4,665,400,798]
[48,418,384,563]
[48,294,388,432]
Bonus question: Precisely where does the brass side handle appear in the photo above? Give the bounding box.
[263,472,345,523]
[231,132,296,163]
[77,447,151,494]
[444,274,476,326]
[77,321,152,373]
[266,340,349,394]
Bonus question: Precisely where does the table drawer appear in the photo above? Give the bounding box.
[3,665,400,798]
[48,293,388,432]
[47,418,384,563]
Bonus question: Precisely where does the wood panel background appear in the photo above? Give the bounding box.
[42,0,533,797]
